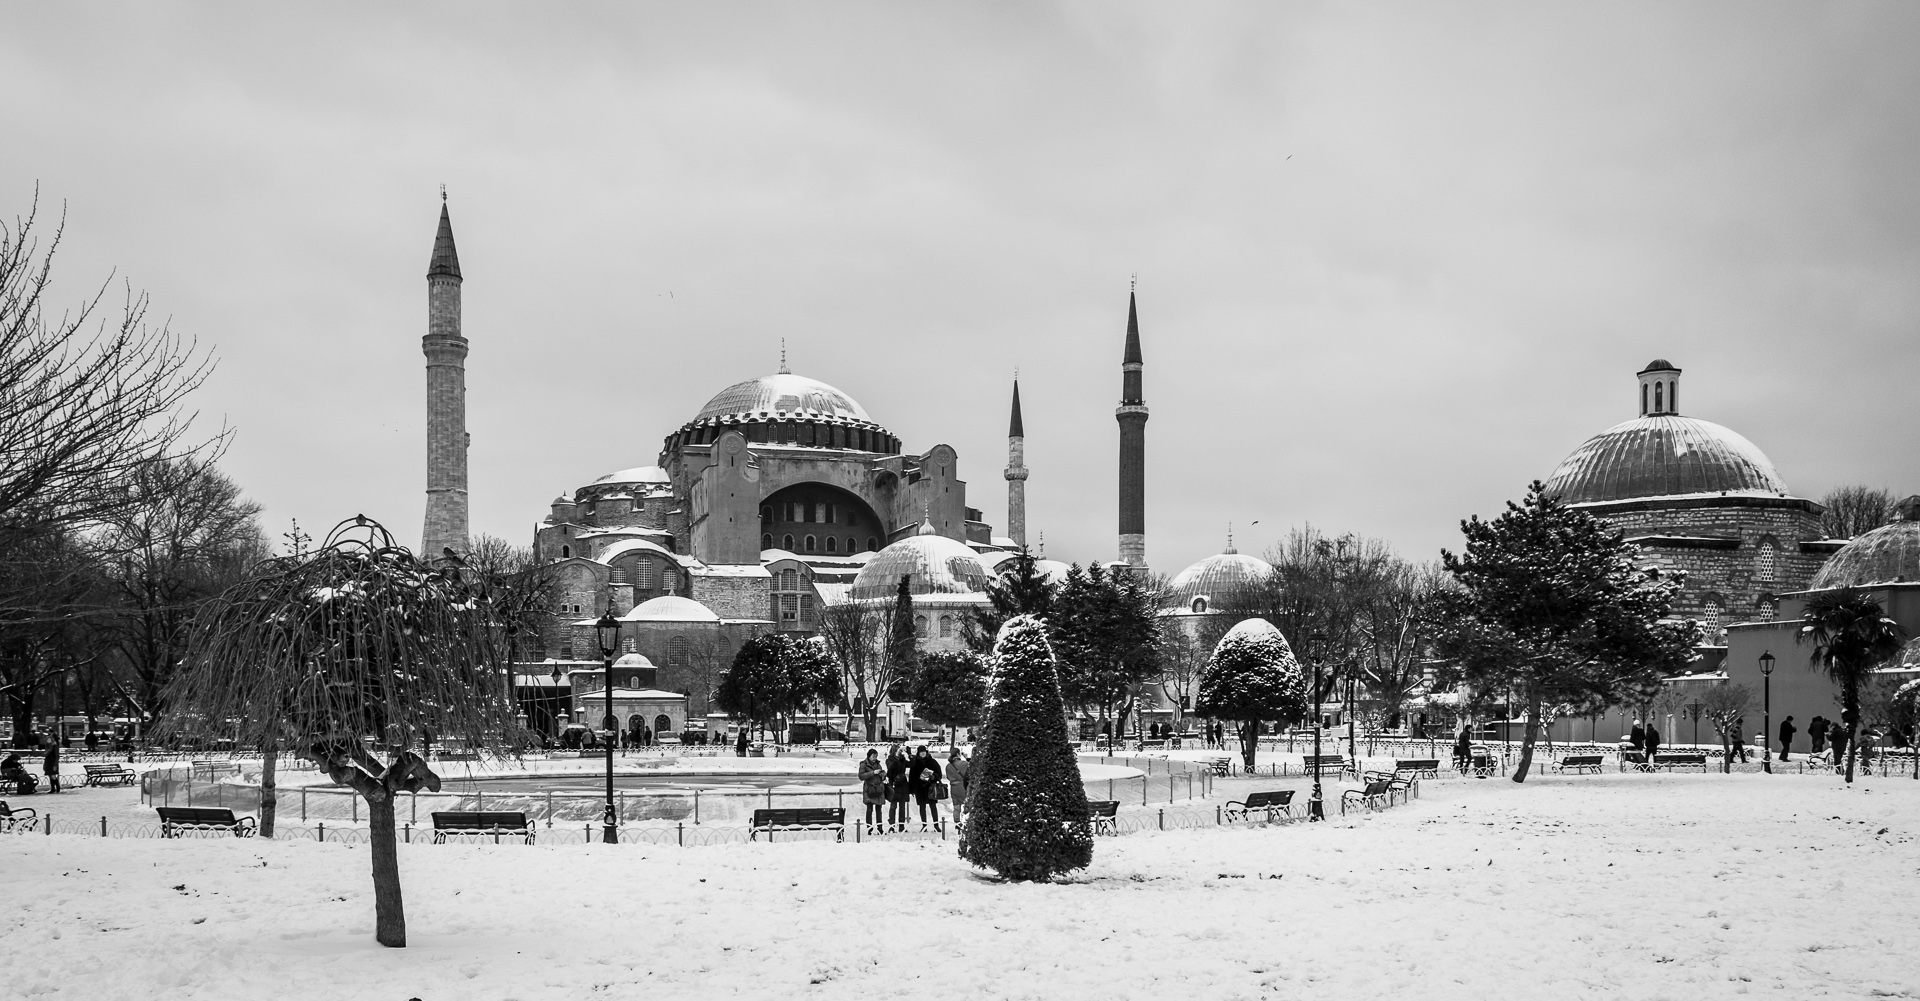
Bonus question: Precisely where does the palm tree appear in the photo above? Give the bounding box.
[1798,589,1905,783]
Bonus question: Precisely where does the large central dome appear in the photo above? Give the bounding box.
[695,373,871,424]
[1545,415,1790,506]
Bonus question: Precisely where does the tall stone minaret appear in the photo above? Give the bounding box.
[1004,377,1028,549]
[1116,289,1148,568]
[422,196,469,559]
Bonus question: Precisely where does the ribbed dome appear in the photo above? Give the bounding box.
[694,373,872,424]
[1808,498,1920,590]
[850,527,992,601]
[1545,415,1790,506]
[1161,552,1273,612]
[590,466,670,487]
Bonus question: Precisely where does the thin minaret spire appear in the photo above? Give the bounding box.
[422,196,470,559]
[1004,372,1028,548]
[1116,286,1148,569]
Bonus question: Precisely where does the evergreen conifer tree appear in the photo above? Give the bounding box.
[959,614,1092,882]
[886,574,920,734]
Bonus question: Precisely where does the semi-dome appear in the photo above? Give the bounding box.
[1807,497,1920,590]
[590,466,671,487]
[621,595,720,623]
[1161,551,1273,613]
[1545,415,1790,506]
[695,373,872,424]
[850,522,993,601]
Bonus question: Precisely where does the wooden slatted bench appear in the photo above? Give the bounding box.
[749,807,845,842]
[0,800,37,833]
[1223,790,1294,823]
[1300,754,1352,779]
[1340,777,1397,816]
[1209,757,1233,777]
[1651,753,1709,773]
[1393,759,1441,779]
[1088,799,1119,836]
[431,811,536,844]
[1556,754,1605,774]
[84,763,137,787]
[156,807,256,838]
[1364,769,1417,799]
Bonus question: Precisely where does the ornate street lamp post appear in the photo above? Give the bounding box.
[595,604,622,843]
[1308,633,1327,822]
[1759,651,1775,775]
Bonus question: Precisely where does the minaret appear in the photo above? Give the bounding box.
[1004,377,1028,549]
[1116,288,1148,568]
[422,195,469,559]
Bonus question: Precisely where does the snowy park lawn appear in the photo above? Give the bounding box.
[4,773,1916,1000]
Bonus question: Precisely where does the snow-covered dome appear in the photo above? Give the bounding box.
[850,522,993,600]
[694,373,872,424]
[1545,415,1791,507]
[621,595,720,623]
[589,465,671,487]
[1161,551,1273,613]
[613,652,654,668]
[1808,496,1920,590]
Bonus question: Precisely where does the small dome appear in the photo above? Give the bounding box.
[1639,358,1678,373]
[1545,415,1790,506]
[621,595,720,623]
[850,532,992,601]
[693,373,873,424]
[590,466,671,487]
[1161,552,1273,612]
[613,652,654,668]
[1808,497,1920,590]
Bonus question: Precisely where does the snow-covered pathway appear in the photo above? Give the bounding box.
[3,772,1914,1000]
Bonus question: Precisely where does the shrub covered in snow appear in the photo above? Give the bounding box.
[959,614,1092,882]
[1193,617,1308,771]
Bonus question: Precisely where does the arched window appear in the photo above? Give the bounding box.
[1191,596,1209,614]
[1755,542,1778,585]
[867,536,878,552]
[804,534,817,553]
[1654,381,1664,412]
[1701,598,1725,643]
[915,615,928,638]
[762,533,773,550]
[655,714,672,735]
[1641,383,1649,415]
[938,614,953,638]
[636,559,654,589]
[783,534,795,550]
[825,536,838,553]
[561,545,571,558]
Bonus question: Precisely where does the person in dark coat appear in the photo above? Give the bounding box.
[884,744,911,832]
[857,749,886,832]
[42,742,59,794]
[908,745,945,828]
[1808,716,1827,754]
[1453,728,1472,771]
[946,748,971,824]
[1778,716,1796,761]
[735,727,750,757]
[1729,718,1749,763]
[1,752,35,794]
[1643,722,1661,762]
[1629,721,1647,754]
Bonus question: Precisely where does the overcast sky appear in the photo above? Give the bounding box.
[4,3,1917,572]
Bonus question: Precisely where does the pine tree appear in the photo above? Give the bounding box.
[885,574,920,735]
[959,615,1092,882]
[965,551,1057,653]
[1193,618,1309,771]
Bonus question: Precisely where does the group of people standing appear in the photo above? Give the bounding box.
[858,745,970,833]
[0,743,58,795]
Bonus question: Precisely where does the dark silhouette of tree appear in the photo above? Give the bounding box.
[1798,588,1905,783]
[1053,562,1159,740]
[712,632,838,742]
[965,550,1056,653]
[1818,486,1894,540]
[816,601,890,740]
[893,650,989,742]
[1193,619,1309,771]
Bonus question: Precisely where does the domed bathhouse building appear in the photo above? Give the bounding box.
[844,520,996,654]
[1130,543,1277,735]
[1723,496,1920,756]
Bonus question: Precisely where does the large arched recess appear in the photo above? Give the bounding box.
[759,483,887,555]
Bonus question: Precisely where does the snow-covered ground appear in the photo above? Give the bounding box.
[5,771,1915,999]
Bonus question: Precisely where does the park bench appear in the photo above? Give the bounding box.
[1364,769,1417,799]
[1223,790,1294,823]
[431,811,536,844]
[1300,754,1353,779]
[155,806,256,838]
[1618,752,1650,772]
[1651,753,1708,773]
[84,763,137,787]
[0,800,37,833]
[1209,757,1233,777]
[1088,799,1119,836]
[1556,754,1605,774]
[1460,751,1500,778]
[1341,777,1398,816]
[1,771,36,795]
[749,807,845,842]
[1393,759,1441,779]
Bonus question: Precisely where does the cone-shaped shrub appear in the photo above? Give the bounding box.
[1194,618,1308,772]
[959,614,1092,881]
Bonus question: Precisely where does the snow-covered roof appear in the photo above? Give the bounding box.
[589,466,671,487]
[621,595,720,623]
[691,564,772,579]
[595,538,682,566]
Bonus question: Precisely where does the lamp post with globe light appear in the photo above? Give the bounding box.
[1760,651,1775,774]
[1308,632,1327,822]
[595,604,622,843]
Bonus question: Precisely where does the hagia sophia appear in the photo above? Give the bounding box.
[421,200,1915,750]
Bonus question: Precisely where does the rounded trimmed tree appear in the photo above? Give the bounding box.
[713,632,839,743]
[959,615,1092,882]
[1193,617,1309,772]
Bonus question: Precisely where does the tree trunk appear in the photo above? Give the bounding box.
[366,791,406,947]
[259,745,278,838]
[1511,690,1543,783]
[1843,677,1860,785]
[1238,720,1258,772]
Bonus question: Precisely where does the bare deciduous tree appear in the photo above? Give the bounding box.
[1819,486,1895,540]
[817,600,890,740]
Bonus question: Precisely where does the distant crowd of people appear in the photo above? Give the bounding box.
[857,744,969,833]
[1,737,60,795]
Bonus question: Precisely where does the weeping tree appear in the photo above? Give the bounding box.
[160,517,516,948]
[1798,588,1905,784]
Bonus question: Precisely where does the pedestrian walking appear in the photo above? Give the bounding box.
[42,741,60,794]
[1452,728,1472,771]
[1644,722,1661,765]
[1778,715,1796,761]
[1808,715,1827,754]
[858,749,886,832]
[735,727,750,757]
[946,747,971,824]
[1629,720,1646,754]
[1857,727,1879,776]
[1730,718,1749,763]
[908,745,945,829]
[885,744,911,832]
